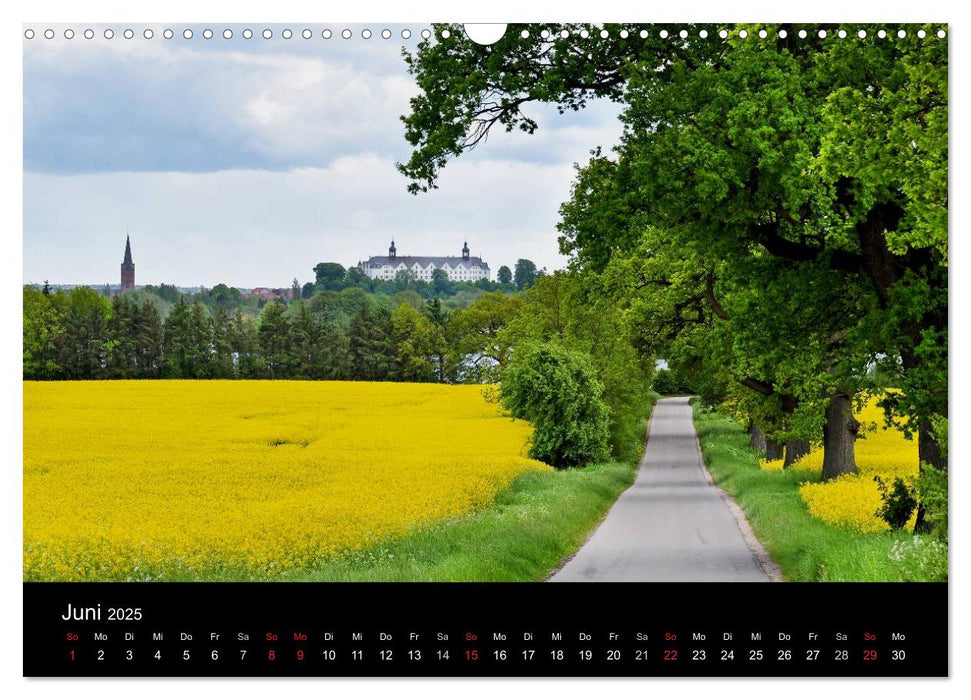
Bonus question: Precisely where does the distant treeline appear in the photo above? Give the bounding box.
[23,284,522,383]
[36,258,539,322]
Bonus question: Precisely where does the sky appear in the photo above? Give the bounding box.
[22,24,623,288]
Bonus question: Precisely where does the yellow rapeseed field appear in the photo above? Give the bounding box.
[759,396,919,533]
[24,381,550,581]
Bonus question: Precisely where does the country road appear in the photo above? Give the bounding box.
[550,397,773,582]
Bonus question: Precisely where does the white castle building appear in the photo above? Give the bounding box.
[360,241,491,283]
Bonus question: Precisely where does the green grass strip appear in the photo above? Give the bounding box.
[692,401,938,582]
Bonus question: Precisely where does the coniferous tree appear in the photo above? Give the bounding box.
[189,301,214,378]
[348,302,393,381]
[422,298,452,382]
[210,305,235,378]
[229,309,261,378]
[58,287,111,379]
[134,299,164,377]
[163,297,193,378]
[107,295,137,377]
[257,301,292,378]
[288,301,324,379]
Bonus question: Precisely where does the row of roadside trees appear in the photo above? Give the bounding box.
[397,23,947,532]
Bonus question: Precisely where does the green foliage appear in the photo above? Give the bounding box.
[887,536,948,583]
[198,283,243,310]
[430,268,453,296]
[391,303,441,382]
[874,477,918,531]
[23,286,65,379]
[163,298,214,379]
[229,310,262,378]
[105,295,165,378]
[397,23,668,194]
[348,300,394,381]
[693,401,945,582]
[313,262,347,291]
[914,463,948,540]
[286,301,324,379]
[513,259,538,290]
[502,271,655,461]
[497,265,512,285]
[22,283,520,385]
[651,368,695,396]
[344,266,370,290]
[210,305,234,378]
[142,283,180,305]
[393,269,416,291]
[447,292,523,382]
[398,21,948,494]
[501,341,610,469]
[59,287,111,379]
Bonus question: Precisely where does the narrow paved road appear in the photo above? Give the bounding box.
[550,397,770,582]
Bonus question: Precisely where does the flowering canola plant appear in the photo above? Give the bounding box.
[760,396,919,533]
[24,381,549,581]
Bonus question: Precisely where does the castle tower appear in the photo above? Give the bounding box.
[389,239,397,259]
[462,241,470,260]
[120,235,135,292]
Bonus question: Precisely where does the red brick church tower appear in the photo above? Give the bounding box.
[120,235,135,291]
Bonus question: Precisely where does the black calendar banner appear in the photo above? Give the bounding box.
[24,582,947,677]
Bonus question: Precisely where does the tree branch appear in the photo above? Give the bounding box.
[739,376,776,396]
[703,272,730,320]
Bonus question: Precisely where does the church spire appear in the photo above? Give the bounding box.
[120,234,135,292]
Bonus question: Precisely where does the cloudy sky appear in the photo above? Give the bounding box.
[23,24,623,288]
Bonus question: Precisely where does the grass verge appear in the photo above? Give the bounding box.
[292,461,638,581]
[692,400,944,582]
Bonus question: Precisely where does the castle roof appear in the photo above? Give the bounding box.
[365,255,489,269]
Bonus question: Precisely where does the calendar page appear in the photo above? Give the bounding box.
[21,20,948,678]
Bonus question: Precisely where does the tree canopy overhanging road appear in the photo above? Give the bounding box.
[398,23,947,533]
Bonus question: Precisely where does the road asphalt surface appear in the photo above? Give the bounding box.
[550,396,771,582]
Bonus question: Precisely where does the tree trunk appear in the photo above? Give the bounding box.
[918,421,946,471]
[748,423,767,454]
[783,439,811,468]
[821,393,859,481]
[765,440,784,461]
[914,421,946,533]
